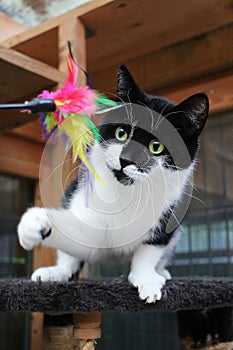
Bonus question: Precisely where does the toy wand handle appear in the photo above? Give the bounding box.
[0,98,56,114]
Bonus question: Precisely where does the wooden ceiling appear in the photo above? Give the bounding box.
[80,0,233,96]
[83,0,233,72]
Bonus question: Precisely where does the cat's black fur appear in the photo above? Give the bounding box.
[63,65,209,248]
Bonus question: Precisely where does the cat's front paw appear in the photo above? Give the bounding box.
[31,266,70,282]
[17,207,51,250]
[128,270,166,303]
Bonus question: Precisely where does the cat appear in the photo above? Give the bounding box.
[17,65,209,303]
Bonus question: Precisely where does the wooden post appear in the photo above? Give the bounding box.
[59,18,103,350]
[30,16,88,350]
[43,326,76,350]
[31,182,57,350]
[73,313,102,350]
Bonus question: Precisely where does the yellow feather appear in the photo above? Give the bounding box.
[59,115,104,185]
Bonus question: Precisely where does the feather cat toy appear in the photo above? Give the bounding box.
[38,52,117,184]
[0,51,117,184]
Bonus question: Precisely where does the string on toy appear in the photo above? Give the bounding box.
[67,41,93,89]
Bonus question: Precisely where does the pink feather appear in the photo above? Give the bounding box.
[39,54,97,122]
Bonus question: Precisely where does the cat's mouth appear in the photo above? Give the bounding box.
[108,166,134,185]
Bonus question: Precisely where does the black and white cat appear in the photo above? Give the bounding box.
[17,65,209,303]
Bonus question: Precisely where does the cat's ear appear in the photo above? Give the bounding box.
[170,93,209,138]
[117,65,143,102]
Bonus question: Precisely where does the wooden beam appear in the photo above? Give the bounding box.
[0,110,38,134]
[1,0,114,49]
[7,28,59,68]
[0,134,43,179]
[91,22,233,98]
[92,67,233,116]
[10,120,44,144]
[0,46,65,132]
[0,45,65,84]
[160,70,233,114]
[83,0,233,73]
[73,312,101,350]
[3,0,233,78]
[30,18,88,350]
[93,67,233,115]
[0,13,27,41]
[57,17,87,86]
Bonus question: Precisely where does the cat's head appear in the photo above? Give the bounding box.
[98,65,209,186]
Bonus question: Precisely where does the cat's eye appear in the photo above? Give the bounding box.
[115,127,128,141]
[149,139,164,155]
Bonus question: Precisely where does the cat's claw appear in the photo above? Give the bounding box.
[17,207,51,250]
[128,270,165,303]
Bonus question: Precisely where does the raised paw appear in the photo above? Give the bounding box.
[128,270,166,303]
[17,207,51,250]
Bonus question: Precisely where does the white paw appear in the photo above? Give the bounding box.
[17,207,51,250]
[31,266,70,282]
[128,270,166,303]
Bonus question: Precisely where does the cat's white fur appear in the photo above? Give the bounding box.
[18,140,192,303]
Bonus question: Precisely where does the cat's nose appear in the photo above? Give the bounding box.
[120,157,137,169]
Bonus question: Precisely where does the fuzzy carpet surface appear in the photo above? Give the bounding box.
[0,277,233,315]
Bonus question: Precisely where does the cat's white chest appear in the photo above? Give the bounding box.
[71,178,146,229]
[68,174,165,252]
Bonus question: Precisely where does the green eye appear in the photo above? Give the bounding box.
[115,127,128,141]
[149,139,164,155]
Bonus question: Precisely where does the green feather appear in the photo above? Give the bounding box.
[96,96,117,108]
[80,114,101,143]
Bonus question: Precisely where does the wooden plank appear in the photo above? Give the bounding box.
[0,110,38,133]
[0,58,57,103]
[73,312,101,349]
[30,312,44,350]
[0,134,43,179]
[0,13,27,41]
[10,28,59,68]
[73,312,101,329]
[83,0,233,73]
[30,18,88,349]
[91,22,233,96]
[0,46,65,132]
[93,67,233,115]
[43,326,76,349]
[0,45,65,84]
[160,70,233,114]
[1,0,114,49]
[4,4,90,68]
[0,47,66,129]
[3,0,233,76]
[11,120,44,144]
[58,18,80,77]
[76,18,87,84]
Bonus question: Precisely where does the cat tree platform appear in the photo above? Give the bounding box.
[1,277,233,349]
[1,277,233,314]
